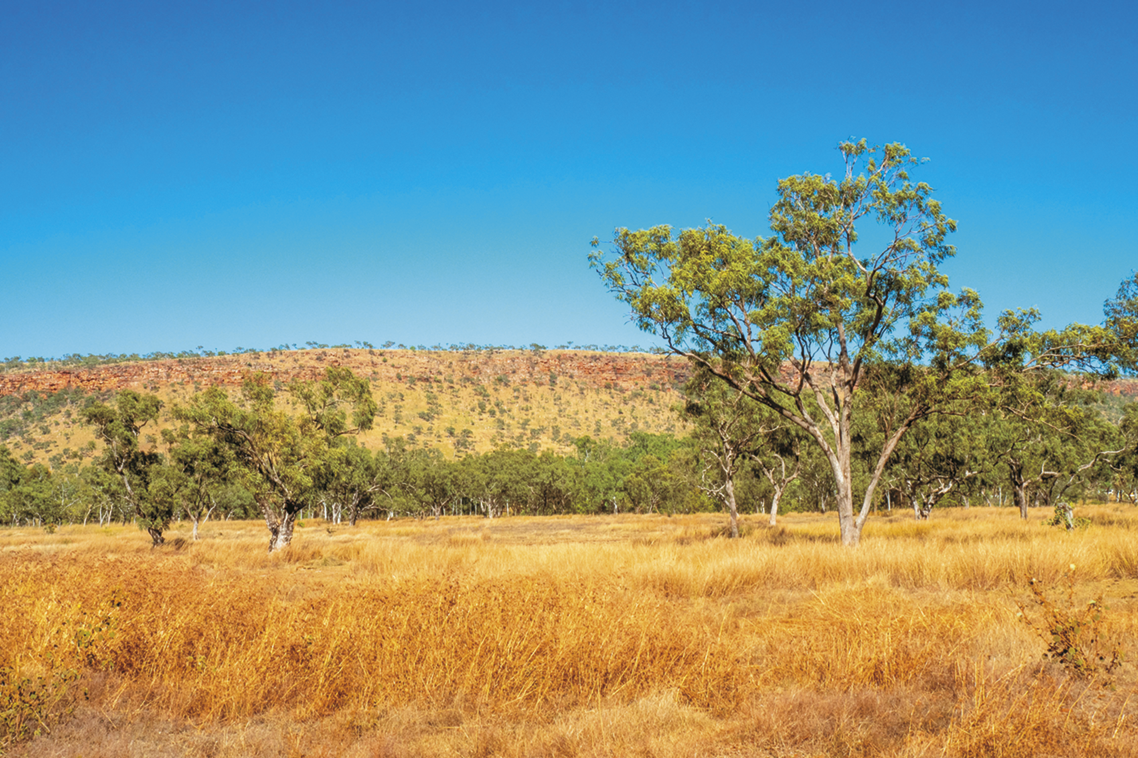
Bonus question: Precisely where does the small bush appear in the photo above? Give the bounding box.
[1018,565,1124,678]
[0,661,80,750]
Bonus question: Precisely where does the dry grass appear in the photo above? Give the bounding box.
[2,507,1137,756]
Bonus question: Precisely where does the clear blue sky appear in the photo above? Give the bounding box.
[2,0,1135,358]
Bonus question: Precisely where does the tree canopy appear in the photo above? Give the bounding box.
[591,139,1117,545]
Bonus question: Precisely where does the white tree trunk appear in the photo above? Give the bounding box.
[266,510,298,552]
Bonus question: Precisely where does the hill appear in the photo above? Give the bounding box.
[0,349,693,466]
[4,348,1136,469]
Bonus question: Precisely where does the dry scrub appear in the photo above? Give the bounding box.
[2,507,1137,756]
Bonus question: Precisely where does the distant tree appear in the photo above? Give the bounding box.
[159,428,236,539]
[988,372,1125,518]
[386,446,456,520]
[463,448,537,518]
[322,443,389,525]
[529,451,578,515]
[568,436,629,514]
[0,459,59,529]
[883,410,983,520]
[683,368,780,537]
[80,391,167,545]
[0,445,22,523]
[1105,272,1138,373]
[750,425,801,526]
[174,368,376,551]
[1113,404,1138,503]
[78,465,125,526]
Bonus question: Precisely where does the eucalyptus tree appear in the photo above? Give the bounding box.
[682,366,794,536]
[591,140,992,545]
[1114,404,1138,502]
[751,425,801,526]
[51,463,89,526]
[1105,272,1138,372]
[174,367,376,551]
[529,450,577,515]
[568,436,629,514]
[464,447,538,517]
[0,445,21,524]
[883,411,984,520]
[623,452,683,515]
[159,428,236,539]
[412,449,458,520]
[323,442,390,525]
[987,371,1125,518]
[620,432,694,516]
[0,460,58,528]
[78,465,125,526]
[592,139,1118,545]
[81,391,167,545]
[853,365,986,519]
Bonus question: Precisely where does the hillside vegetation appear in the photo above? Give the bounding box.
[0,349,691,466]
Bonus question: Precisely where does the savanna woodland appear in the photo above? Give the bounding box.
[3,141,1138,757]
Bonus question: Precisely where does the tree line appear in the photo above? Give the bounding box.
[1,359,1136,551]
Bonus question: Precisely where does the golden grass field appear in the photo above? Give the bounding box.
[2,507,1137,757]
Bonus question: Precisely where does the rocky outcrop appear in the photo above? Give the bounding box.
[0,350,693,398]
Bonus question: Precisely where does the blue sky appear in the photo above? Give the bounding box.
[2,0,1135,358]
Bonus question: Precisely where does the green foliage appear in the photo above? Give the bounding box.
[591,139,992,545]
[0,388,93,443]
[592,140,1130,542]
[80,391,166,544]
[3,463,59,529]
[989,371,1126,516]
[1105,271,1138,374]
[174,368,377,550]
[1045,503,1091,531]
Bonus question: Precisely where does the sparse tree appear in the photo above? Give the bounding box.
[1105,272,1138,373]
[683,367,784,537]
[174,368,376,552]
[159,428,235,539]
[988,372,1125,518]
[81,391,167,545]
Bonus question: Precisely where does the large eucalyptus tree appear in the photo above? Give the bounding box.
[591,140,1107,546]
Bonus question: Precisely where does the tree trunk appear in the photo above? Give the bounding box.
[147,526,165,547]
[1060,502,1075,531]
[724,476,739,539]
[769,488,784,527]
[1014,483,1029,519]
[266,509,298,552]
[827,454,859,547]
